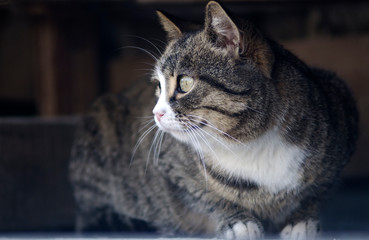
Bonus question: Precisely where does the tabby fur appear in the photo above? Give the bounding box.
[70,2,358,239]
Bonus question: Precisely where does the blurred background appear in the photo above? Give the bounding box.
[0,0,368,236]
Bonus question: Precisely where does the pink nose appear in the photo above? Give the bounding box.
[155,112,165,122]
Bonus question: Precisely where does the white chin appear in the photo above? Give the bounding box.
[155,118,196,143]
[155,122,187,141]
[169,131,192,143]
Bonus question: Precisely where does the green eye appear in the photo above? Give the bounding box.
[178,75,194,93]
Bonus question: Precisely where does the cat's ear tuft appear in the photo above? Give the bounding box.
[157,11,182,41]
[204,1,241,56]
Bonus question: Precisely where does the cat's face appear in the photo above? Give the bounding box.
[152,2,275,147]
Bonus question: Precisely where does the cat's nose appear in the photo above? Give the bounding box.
[154,109,165,122]
[155,112,165,122]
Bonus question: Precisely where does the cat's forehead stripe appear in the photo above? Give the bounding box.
[156,68,176,103]
[156,68,165,83]
[162,54,178,74]
[156,65,178,101]
[168,76,176,99]
[156,68,167,98]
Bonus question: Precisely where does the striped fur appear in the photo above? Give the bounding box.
[70,2,358,239]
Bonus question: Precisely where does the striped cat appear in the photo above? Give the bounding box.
[70,1,358,239]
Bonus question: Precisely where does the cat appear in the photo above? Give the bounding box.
[69,1,358,239]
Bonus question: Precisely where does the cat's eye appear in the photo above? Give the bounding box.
[155,82,161,97]
[178,75,194,93]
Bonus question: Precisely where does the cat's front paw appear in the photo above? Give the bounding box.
[221,221,263,240]
[280,219,319,240]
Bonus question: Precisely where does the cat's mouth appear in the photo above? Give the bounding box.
[158,122,204,133]
[155,114,209,139]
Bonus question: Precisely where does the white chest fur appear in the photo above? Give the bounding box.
[203,127,306,193]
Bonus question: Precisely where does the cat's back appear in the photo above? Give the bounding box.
[69,79,158,227]
[312,68,358,151]
[297,67,359,184]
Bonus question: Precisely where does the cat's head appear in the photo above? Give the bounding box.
[152,1,276,146]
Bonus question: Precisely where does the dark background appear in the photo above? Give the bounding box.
[0,0,368,236]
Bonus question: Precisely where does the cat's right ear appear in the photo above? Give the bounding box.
[204,1,241,57]
[157,11,182,41]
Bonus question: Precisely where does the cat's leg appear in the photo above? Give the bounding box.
[280,219,319,240]
[217,214,264,240]
[279,201,320,240]
[221,220,263,240]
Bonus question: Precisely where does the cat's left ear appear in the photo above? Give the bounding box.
[157,11,182,41]
[204,1,242,56]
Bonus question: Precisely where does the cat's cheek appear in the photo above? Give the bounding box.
[154,115,171,132]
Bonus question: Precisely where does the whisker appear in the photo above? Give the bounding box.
[138,61,157,67]
[245,106,263,115]
[192,119,244,145]
[118,46,159,62]
[130,124,157,167]
[196,126,240,159]
[152,129,162,164]
[136,72,157,80]
[124,35,163,56]
[181,117,241,159]
[146,129,161,172]
[154,131,165,165]
[150,37,166,47]
[137,119,155,133]
[187,114,228,127]
[187,115,245,145]
[135,68,157,72]
[182,121,203,160]
[185,125,208,186]
[186,114,228,130]
[136,115,155,119]
[185,121,221,164]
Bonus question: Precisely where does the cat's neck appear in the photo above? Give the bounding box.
[196,126,306,193]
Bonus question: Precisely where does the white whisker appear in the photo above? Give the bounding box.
[136,115,155,119]
[180,115,241,160]
[124,35,163,56]
[138,62,157,67]
[245,106,263,115]
[187,114,245,145]
[184,121,220,164]
[196,126,240,159]
[130,124,157,167]
[137,119,155,133]
[154,131,165,165]
[146,128,161,172]
[185,125,208,186]
[119,46,159,62]
[150,37,166,47]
